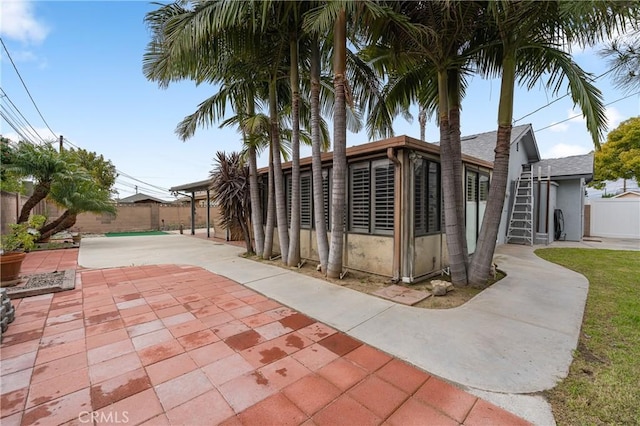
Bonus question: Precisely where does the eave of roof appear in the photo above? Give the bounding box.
[169,178,212,192]
[257,135,493,174]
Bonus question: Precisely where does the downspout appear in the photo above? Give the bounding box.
[206,189,211,238]
[387,148,401,282]
[190,192,196,235]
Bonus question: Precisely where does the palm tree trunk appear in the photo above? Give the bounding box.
[18,181,50,224]
[263,149,275,259]
[37,210,70,241]
[448,69,469,273]
[468,50,516,287]
[287,35,301,267]
[327,9,347,279]
[246,90,264,257]
[40,211,77,241]
[247,144,264,257]
[269,77,289,264]
[310,36,329,273]
[438,69,468,285]
[418,106,427,142]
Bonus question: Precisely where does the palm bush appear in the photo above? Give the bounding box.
[210,151,253,254]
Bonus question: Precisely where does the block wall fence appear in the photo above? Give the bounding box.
[1,191,225,236]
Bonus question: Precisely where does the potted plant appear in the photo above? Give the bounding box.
[1,215,45,285]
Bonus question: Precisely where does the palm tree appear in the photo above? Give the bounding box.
[466,0,631,286]
[37,148,117,240]
[309,35,330,272]
[144,1,273,256]
[361,1,481,284]
[5,141,69,224]
[303,0,411,279]
[600,29,640,92]
[210,151,253,253]
[39,171,116,241]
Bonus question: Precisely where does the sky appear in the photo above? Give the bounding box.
[1,1,639,201]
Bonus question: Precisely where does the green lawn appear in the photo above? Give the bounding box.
[535,248,640,426]
[104,230,168,237]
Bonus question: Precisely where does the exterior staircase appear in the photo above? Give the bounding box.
[506,165,534,245]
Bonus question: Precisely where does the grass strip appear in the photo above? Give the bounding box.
[535,248,640,425]
[104,230,168,237]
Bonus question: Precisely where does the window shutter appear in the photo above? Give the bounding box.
[428,162,440,233]
[322,169,330,230]
[373,160,394,233]
[286,175,292,227]
[301,174,312,228]
[479,174,489,201]
[467,172,478,202]
[349,163,370,232]
[414,160,427,236]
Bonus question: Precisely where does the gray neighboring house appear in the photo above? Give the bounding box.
[456,123,593,245]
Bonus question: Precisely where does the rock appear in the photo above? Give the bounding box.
[430,279,453,297]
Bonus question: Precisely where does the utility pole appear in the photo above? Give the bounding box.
[59,135,63,152]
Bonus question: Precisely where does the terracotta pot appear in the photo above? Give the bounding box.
[0,252,26,285]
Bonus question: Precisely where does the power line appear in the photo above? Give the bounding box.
[0,87,47,143]
[0,110,34,143]
[0,37,57,139]
[514,68,616,124]
[537,90,640,132]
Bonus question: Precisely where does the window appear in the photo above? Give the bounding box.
[283,173,313,229]
[373,160,395,233]
[322,168,331,230]
[300,174,312,228]
[427,162,440,233]
[348,159,395,235]
[479,174,489,201]
[349,163,370,232]
[466,169,490,253]
[414,159,441,236]
[467,172,478,202]
[285,174,292,227]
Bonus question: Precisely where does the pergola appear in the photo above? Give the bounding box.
[169,179,213,237]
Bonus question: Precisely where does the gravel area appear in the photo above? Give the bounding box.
[22,271,66,289]
[4,270,75,299]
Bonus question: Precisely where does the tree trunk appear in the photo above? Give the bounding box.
[18,181,50,224]
[263,149,275,259]
[418,106,426,142]
[310,36,329,273]
[327,9,347,279]
[468,50,516,287]
[239,213,253,255]
[287,35,301,267]
[448,70,469,273]
[41,211,77,240]
[269,77,289,264]
[37,210,70,241]
[247,144,264,257]
[438,69,468,285]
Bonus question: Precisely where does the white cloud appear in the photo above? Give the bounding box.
[3,127,58,144]
[544,143,590,159]
[548,122,569,133]
[605,106,625,130]
[0,0,49,44]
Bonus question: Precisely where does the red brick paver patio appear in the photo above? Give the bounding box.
[1,250,531,425]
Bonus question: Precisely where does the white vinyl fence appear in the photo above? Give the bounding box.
[588,198,640,239]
